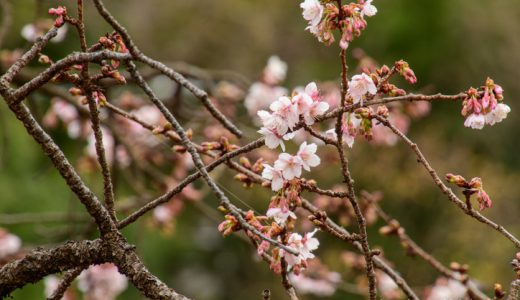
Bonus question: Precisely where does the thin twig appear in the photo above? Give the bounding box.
[91,0,242,138]
[47,267,83,300]
[374,115,520,249]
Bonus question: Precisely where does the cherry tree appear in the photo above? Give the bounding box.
[0,0,518,299]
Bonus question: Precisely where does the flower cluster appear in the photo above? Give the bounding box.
[462,78,510,129]
[262,142,320,191]
[446,173,492,210]
[257,82,329,150]
[300,0,377,49]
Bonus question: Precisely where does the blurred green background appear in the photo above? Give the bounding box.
[1,0,520,299]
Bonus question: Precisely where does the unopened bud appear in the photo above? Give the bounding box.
[111,71,126,84]
[186,128,193,139]
[173,145,187,153]
[68,87,83,96]
[445,173,467,187]
[239,157,252,169]
[38,54,51,64]
[376,105,389,117]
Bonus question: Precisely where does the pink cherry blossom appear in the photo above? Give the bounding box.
[464,113,486,129]
[297,142,320,171]
[86,126,115,165]
[78,263,128,300]
[304,82,320,101]
[291,92,313,116]
[340,113,362,148]
[274,153,303,180]
[300,0,324,27]
[0,229,21,259]
[348,73,377,104]
[262,164,285,191]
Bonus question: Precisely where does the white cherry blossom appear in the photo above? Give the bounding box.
[362,0,378,17]
[297,142,320,171]
[283,229,320,267]
[485,103,510,125]
[274,153,303,180]
[348,73,377,104]
[266,207,297,224]
[304,100,329,125]
[300,0,324,27]
[258,126,286,151]
[262,164,285,191]
[270,96,299,130]
[464,113,486,129]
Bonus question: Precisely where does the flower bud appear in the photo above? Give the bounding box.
[239,157,252,169]
[445,173,467,187]
[38,54,51,64]
[376,105,389,117]
[68,87,83,96]
[173,145,187,153]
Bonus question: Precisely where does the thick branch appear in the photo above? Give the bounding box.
[0,239,106,296]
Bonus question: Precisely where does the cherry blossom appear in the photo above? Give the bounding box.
[258,126,287,151]
[300,0,324,27]
[291,92,313,116]
[464,113,486,130]
[426,278,466,300]
[21,22,68,43]
[85,126,115,165]
[257,109,288,135]
[304,100,329,125]
[262,164,284,191]
[0,228,21,259]
[289,271,341,296]
[485,103,511,126]
[361,0,378,17]
[304,81,320,101]
[283,229,320,268]
[297,142,320,171]
[274,153,303,180]
[78,263,128,300]
[348,73,377,104]
[270,96,299,130]
[266,207,297,224]
[263,56,288,85]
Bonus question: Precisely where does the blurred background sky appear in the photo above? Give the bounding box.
[1,0,520,299]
